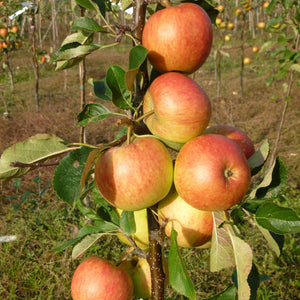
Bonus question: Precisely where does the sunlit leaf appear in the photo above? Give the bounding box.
[77,103,113,126]
[72,233,105,259]
[71,17,107,32]
[248,139,269,175]
[255,202,300,234]
[0,134,74,187]
[210,211,235,272]
[169,229,196,300]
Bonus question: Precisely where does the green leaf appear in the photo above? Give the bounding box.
[266,0,278,13]
[106,65,132,109]
[72,233,107,259]
[229,236,253,300]
[62,31,94,46]
[256,224,284,256]
[55,57,84,71]
[76,103,113,126]
[120,211,136,235]
[93,78,112,101]
[53,44,99,61]
[168,229,196,300]
[259,41,276,53]
[267,16,283,28]
[121,0,132,10]
[204,284,236,299]
[249,157,287,199]
[53,147,93,205]
[210,211,235,272]
[125,45,148,91]
[248,139,269,176]
[0,134,72,187]
[71,17,107,32]
[255,202,300,234]
[75,0,97,10]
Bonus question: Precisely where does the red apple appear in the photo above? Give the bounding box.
[203,125,255,159]
[143,72,211,144]
[174,134,251,211]
[2,40,10,48]
[158,189,213,248]
[0,28,8,37]
[71,257,133,300]
[39,55,46,64]
[94,136,173,211]
[10,26,18,34]
[142,3,213,74]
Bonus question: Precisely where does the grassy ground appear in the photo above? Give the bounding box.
[0,32,299,299]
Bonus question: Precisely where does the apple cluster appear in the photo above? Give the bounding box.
[72,3,255,299]
[0,26,22,52]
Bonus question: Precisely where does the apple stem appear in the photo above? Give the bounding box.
[135,109,154,123]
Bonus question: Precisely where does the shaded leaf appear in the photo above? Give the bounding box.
[125,45,148,91]
[53,44,99,62]
[210,211,235,272]
[93,78,112,101]
[55,57,84,70]
[255,202,300,234]
[204,284,236,300]
[53,147,93,205]
[168,229,196,300]
[0,134,73,187]
[106,65,132,109]
[120,211,136,235]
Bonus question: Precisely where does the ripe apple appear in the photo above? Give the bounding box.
[203,125,255,159]
[143,72,211,144]
[227,22,235,30]
[220,21,226,28]
[71,257,133,300]
[10,26,18,34]
[174,134,251,211]
[0,42,2,50]
[252,45,259,53]
[258,21,266,29]
[235,8,242,16]
[224,34,231,42]
[116,208,149,250]
[215,17,222,26]
[243,57,251,65]
[2,41,10,48]
[158,189,213,248]
[142,3,213,74]
[217,5,224,12]
[263,2,270,8]
[273,23,281,29]
[0,27,8,37]
[39,55,46,64]
[94,136,173,211]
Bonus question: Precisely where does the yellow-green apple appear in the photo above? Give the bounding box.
[227,22,235,30]
[258,21,266,29]
[215,17,222,26]
[116,208,149,250]
[94,136,173,211]
[142,3,213,74]
[0,28,8,37]
[158,189,213,248]
[273,23,281,29]
[252,45,259,53]
[235,8,242,16]
[143,72,211,144]
[71,257,133,300]
[174,134,251,211]
[120,256,168,299]
[203,125,255,159]
[216,4,224,12]
[220,21,226,28]
[224,34,231,42]
[10,26,18,34]
[243,57,251,65]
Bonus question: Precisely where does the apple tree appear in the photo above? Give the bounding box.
[0,0,300,299]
